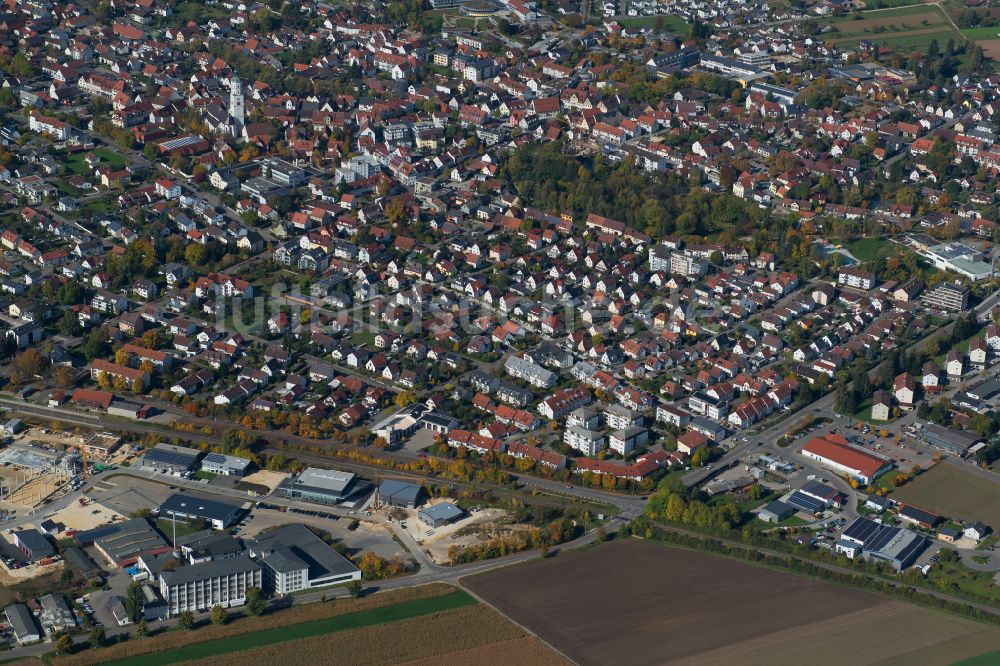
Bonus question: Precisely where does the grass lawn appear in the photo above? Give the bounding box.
[193,470,217,481]
[350,330,376,348]
[851,398,875,423]
[924,558,1000,605]
[847,237,887,263]
[618,14,689,33]
[82,195,120,215]
[778,515,812,527]
[892,463,1000,527]
[64,148,127,175]
[871,469,906,493]
[156,518,206,540]
[115,590,477,666]
[853,399,893,425]
[934,326,982,366]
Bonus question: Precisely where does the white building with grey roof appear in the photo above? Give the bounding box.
[249,524,360,594]
[159,555,262,616]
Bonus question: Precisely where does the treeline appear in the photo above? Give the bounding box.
[634,524,1000,626]
[643,477,744,531]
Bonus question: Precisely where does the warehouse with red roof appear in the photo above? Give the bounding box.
[800,433,893,485]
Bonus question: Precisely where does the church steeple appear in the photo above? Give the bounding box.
[229,75,245,135]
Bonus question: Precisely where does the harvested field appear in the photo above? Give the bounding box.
[891,462,1000,528]
[53,584,459,666]
[400,637,567,666]
[464,539,1000,666]
[977,39,1000,58]
[113,592,477,666]
[185,604,567,666]
[832,12,944,34]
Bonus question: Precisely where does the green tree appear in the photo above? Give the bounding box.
[89,626,106,647]
[834,380,856,416]
[55,634,74,655]
[347,579,363,598]
[246,586,266,616]
[58,308,82,337]
[80,326,111,361]
[125,580,144,623]
[210,604,229,625]
[178,610,195,630]
[135,619,148,637]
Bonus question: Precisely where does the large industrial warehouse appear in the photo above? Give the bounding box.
[800,434,893,485]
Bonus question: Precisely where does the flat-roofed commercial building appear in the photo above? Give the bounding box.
[88,518,172,567]
[279,467,372,505]
[138,443,201,475]
[250,524,360,594]
[159,555,262,616]
[157,493,245,530]
[200,452,252,477]
[916,423,983,457]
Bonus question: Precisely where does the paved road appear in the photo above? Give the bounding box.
[0,477,618,660]
[0,397,645,520]
[685,284,1000,491]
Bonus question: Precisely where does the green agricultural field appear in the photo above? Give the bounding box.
[828,4,946,24]
[826,4,963,51]
[891,463,1000,527]
[116,591,478,666]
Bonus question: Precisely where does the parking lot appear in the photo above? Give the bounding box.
[240,507,405,560]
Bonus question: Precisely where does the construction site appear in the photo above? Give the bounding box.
[0,427,118,517]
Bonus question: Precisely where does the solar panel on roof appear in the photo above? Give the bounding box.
[842,516,880,544]
[786,491,825,514]
[144,447,198,466]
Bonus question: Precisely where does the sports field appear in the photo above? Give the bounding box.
[891,462,1000,528]
[464,539,1000,666]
